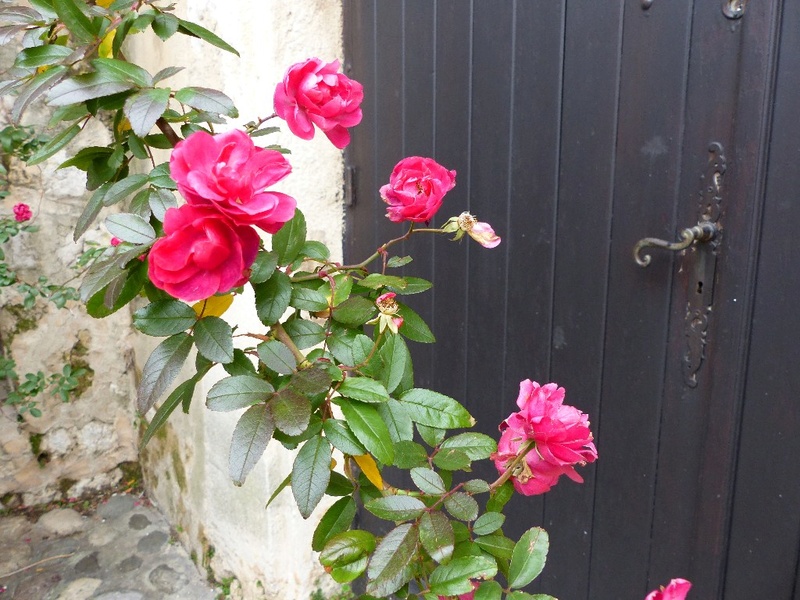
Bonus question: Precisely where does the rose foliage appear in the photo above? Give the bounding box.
[0,2,689,599]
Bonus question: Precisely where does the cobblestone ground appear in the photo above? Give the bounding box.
[0,494,218,600]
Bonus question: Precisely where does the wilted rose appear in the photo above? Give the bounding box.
[380,156,456,223]
[492,380,597,495]
[148,204,259,303]
[12,203,32,222]
[274,58,364,149]
[170,129,296,233]
[645,578,692,600]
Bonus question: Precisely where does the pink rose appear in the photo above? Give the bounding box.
[148,204,259,303]
[380,157,456,223]
[645,578,692,600]
[110,237,122,247]
[274,58,363,149]
[13,203,32,222]
[170,129,296,234]
[492,380,597,495]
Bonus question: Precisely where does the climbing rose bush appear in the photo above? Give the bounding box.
[646,578,693,600]
[380,156,457,223]
[274,57,364,149]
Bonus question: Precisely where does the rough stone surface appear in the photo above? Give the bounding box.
[37,508,85,536]
[56,577,102,600]
[128,514,151,530]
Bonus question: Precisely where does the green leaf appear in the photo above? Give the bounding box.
[299,240,330,261]
[331,556,368,585]
[397,302,435,343]
[366,523,418,597]
[338,377,389,404]
[86,259,148,317]
[428,556,498,596]
[328,328,373,366]
[376,399,413,442]
[473,512,506,536]
[292,436,331,518]
[399,388,475,429]
[148,162,176,189]
[444,493,479,522]
[151,12,179,40]
[223,348,256,377]
[265,471,292,508]
[290,285,329,312]
[282,318,325,350]
[389,276,432,295]
[410,467,446,495]
[475,535,515,561]
[417,423,446,447]
[257,340,296,374]
[440,433,497,461]
[26,122,81,166]
[14,45,73,69]
[322,419,366,456]
[393,440,428,469]
[194,316,234,363]
[463,479,491,494]
[386,255,412,268]
[47,72,134,106]
[508,527,549,589]
[433,448,472,471]
[124,87,170,137]
[136,332,193,413]
[379,333,410,394]
[289,367,331,396]
[365,495,426,522]
[339,401,394,465]
[320,530,376,567]
[419,511,454,563]
[176,17,240,56]
[271,209,305,265]
[312,496,357,552]
[105,212,155,244]
[269,388,311,436]
[206,375,273,411]
[148,188,177,221]
[93,58,153,88]
[13,65,67,123]
[79,245,144,301]
[102,173,149,207]
[249,251,278,284]
[140,375,199,448]
[486,481,514,513]
[506,593,557,600]
[229,403,274,486]
[152,66,184,85]
[254,271,291,325]
[359,273,407,290]
[474,580,503,600]
[133,300,197,336]
[53,0,97,42]
[174,86,238,117]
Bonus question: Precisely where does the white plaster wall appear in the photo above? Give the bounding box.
[127,2,345,598]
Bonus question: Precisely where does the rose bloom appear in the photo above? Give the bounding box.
[380,156,456,223]
[645,578,692,600]
[274,57,363,149]
[13,203,32,222]
[148,204,259,303]
[492,380,597,495]
[170,129,296,233]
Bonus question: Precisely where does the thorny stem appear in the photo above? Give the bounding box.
[156,118,181,148]
[271,323,307,367]
[488,439,536,492]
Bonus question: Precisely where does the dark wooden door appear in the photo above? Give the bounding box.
[342,2,800,598]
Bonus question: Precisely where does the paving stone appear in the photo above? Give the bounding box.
[128,513,150,530]
[56,577,102,600]
[96,494,136,519]
[74,550,101,575]
[136,530,169,553]
[149,563,188,593]
[12,571,62,600]
[117,554,143,573]
[38,508,85,536]
[88,523,117,546]
[93,591,145,600]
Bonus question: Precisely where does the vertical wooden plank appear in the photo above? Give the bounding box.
[541,2,623,598]
[588,1,694,597]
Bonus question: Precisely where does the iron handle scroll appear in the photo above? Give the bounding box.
[633,221,717,267]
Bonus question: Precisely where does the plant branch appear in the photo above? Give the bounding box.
[156,118,181,147]
[271,323,307,367]
[488,439,535,492]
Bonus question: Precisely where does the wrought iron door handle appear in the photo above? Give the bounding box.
[633,221,717,267]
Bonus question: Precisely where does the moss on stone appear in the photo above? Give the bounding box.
[29,432,43,455]
[58,477,77,497]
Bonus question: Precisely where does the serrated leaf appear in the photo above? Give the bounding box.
[433,448,472,471]
[124,87,170,137]
[417,423,446,447]
[26,122,81,166]
[105,212,154,244]
[444,493,479,522]
[53,0,97,42]
[93,57,153,87]
[152,65,184,84]
[463,479,491,494]
[389,276,432,295]
[254,270,291,325]
[400,388,475,429]
[339,401,394,465]
[429,556,498,596]
[79,245,144,301]
[365,495,426,521]
[331,296,376,327]
[133,300,197,336]
[151,12,179,40]
[322,419,366,456]
[86,259,147,317]
[338,377,389,404]
[136,332,193,413]
[292,436,331,518]
[223,348,256,377]
[269,388,311,436]
[486,481,514,513]
[397,302,435,343]
[47,71,134,106]
[257,340,296,374]
[299,240,329,261]
[419,511,454,563]
[506,593,557,600]
[148,162,176,188]
[249,250,278,284]
[0,5,44,23]
[359,273,407,290]
[194,316,234,363]
[290,285,329,312]
[393,440,428,469]
[327,327,373,366]
[140,375,199,448]
[379,334,411,394]
[148,187,177,221]
[265,471,292,508]
[103,174,149,207]
[330,556,368,585]
[289,367,331,396]
[474,581,503,600]
[312,496,357,552]
[473,512,506,536]
[176,17,239,56]
[410,467,446,495]
[282,318,325,350]
[376,399,413,443]
[229,403,274,486]
[15,45,72,69]
[0,24,28,45]
[206,375,273,411]
[508,527,549,589]
[440,433,497,461]
[320,530,376,567]
[366,523,418,597]
[386,255,412,268]
[475,535,515,561]
[271,209,305,265]
[13,65,67,122]
[174,85,237,117]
